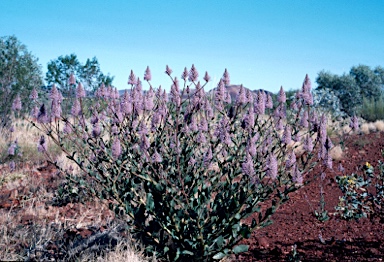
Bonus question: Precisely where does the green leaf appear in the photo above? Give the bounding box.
[146,193,154,210]
[215,235,224,248]
[213,252,226,260]
[232,244,249,254]
[181,250,194,255]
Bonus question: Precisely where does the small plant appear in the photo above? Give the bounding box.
[51,174,91,206]
[314,185,330,222]
[335,162,374,221]
[286,243,301,262]
[23,66,337,261]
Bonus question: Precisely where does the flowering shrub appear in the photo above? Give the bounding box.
[24,65,334,261]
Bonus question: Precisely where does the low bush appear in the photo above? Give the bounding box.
[359,95,384,122]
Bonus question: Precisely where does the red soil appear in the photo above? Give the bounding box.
[238,132,384,261]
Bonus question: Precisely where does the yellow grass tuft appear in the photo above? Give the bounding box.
[360,123,370,134]
[374,120,384,132]
[330,145,344,160]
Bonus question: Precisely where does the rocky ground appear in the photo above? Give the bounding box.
[1,132,384,261]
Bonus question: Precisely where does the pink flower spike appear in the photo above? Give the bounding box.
[144,66,152,81]
[12,94,22,111]
[350,115,359,131]
[278,86,286,103]
[30,88,38,101]
[266,153,278,179]
[222,68,230,85]
[181,67,189,80]
[165,65,173,75]
[188,64,199,82]
[69,73,76,85]
[203,71,211,82]
[128,70,137,85]
[76,82,86,98]
[111,138,122,159]
[37,135,47,152]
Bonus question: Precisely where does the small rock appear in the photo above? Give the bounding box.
[256,237,269,249]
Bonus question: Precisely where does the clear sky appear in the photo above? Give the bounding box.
[1,0,383,93]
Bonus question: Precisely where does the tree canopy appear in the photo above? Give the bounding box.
[315,65,384,116]
[0,35,43,127]
[46,54,114,96]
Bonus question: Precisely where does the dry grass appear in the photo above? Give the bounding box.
[0,118,63,164]
[330,145,344,161]
[374,120,384,132]
[360,120,384,134]
[0,160,153,261]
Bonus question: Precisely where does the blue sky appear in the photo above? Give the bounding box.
[1,0,383,93]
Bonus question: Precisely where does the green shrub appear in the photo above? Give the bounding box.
[359,95,384,122]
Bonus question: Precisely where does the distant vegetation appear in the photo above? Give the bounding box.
[315,65,384,118]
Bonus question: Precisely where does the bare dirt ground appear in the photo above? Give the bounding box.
[238,132,384,261]
[1,132,384,261]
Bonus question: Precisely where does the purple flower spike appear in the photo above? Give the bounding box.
[37,104,48,123]
[277,86,286,103]
[8,142,16,155]
[350,115,359,131]
[50,84,60,101]
[165,65,173,75]
[152,151,162,163]
[69,73,76,85]
[254,91,265,115]
[51,99,62,119]
[38,135,47,152]
[197,131,207,143]
[76,83,86,98]
[92,123,101,138]
[265,93,273,109]
[290,101,298,111]
[242,153,255,177]
[319,114,327,145]
[302,74,311,93]
[31,106,39,121]
[236,85,247,105]
[203,71,211,82]
[128,70,137,85]
[12,94,22,111]
[111,138,122,159]
[266,153,278,179]
[282,125,292,144]
[203,147,213,168]
[71,99,81,116]
[215,79,225,105]
[63,121,72,134]
[144,66,152,81]
[181,67,189,80]
[303,135,313,152]
[293,166,303,185]
[30,88,38,101]
[9,161,15,171]
[222,68,230,85]
[246,89,254,104]
[188,64,199,82]
[300,111,309,128]
[286,150,296,168]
